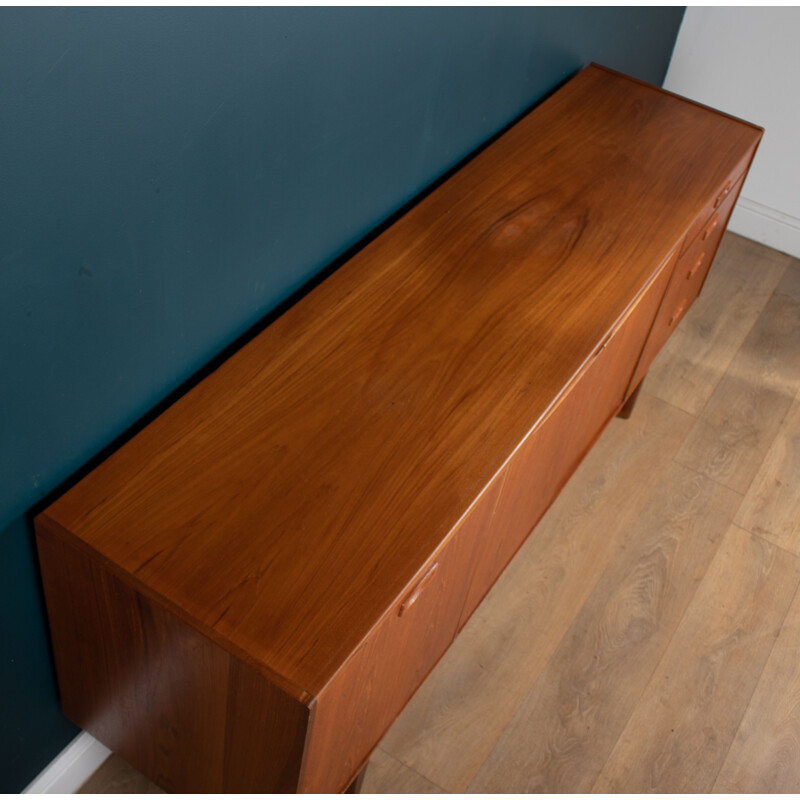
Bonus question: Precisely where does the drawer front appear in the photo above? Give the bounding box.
[680,152,750,254]
[299,478,501,792]
[628,174,742,392]
[465,255,675,612]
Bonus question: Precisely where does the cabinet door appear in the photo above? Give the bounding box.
[463,256,674,617]
[299,476,502,793]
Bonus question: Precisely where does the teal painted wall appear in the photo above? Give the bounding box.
[0,7,684,790]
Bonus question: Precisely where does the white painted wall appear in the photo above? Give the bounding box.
[664,7,800,258]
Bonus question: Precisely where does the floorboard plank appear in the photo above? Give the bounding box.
[360,749,445,794]
[78,755,163,794]
[592,525,800,793]
[713,582,800,793]
[674,263,800,493]
[735,389,800,556]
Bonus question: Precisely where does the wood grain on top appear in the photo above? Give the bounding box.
[38,65,762,699]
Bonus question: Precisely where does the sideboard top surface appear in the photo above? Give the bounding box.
[40,65,762,700]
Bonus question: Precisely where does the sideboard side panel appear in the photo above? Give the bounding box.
[223,658,309,792]
[35,527,229,791]
[36,525,311,793]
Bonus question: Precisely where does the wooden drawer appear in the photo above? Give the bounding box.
[680,186,735,299]
[462,254,676,618]
[694,171,743,251]
[680,155,749,254]
[628,174,743,393]
[298,480,501,792]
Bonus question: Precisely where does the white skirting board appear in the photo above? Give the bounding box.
[728,196,800,260]
[23,732,110,794]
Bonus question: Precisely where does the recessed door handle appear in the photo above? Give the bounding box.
[399,562,439,616]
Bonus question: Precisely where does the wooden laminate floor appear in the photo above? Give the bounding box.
[78,232,800,794]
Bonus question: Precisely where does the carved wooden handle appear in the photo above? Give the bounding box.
[703,214,720,240]
[670,299,687,326]
[399,562,439,616]
[687,253,706,279]
[714,181,732,208]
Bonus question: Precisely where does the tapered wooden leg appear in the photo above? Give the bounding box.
[617,380,643,420]
[344,764,367,793]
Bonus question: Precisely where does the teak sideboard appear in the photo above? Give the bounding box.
[35,65,762,793]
